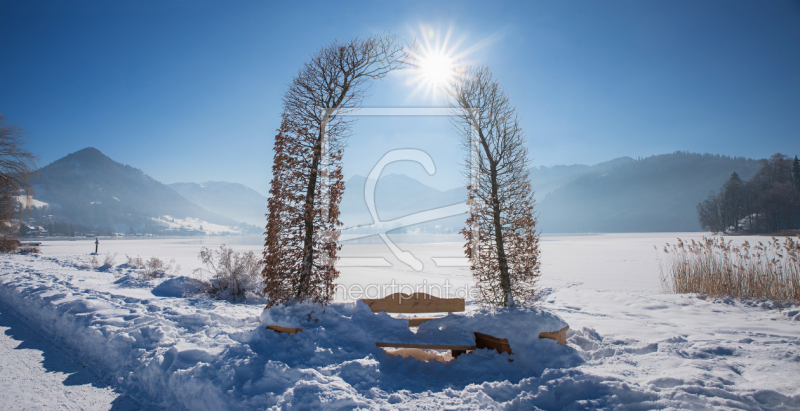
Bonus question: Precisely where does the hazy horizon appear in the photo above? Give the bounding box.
[35,145,777,196]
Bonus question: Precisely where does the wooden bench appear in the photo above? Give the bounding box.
[361,292,465,327]
[363,293,570,361]
[375,342,476,359]
[266,292,570,362]
[364,292,474,359]
[474,326,570,362]
[539,326,569,345]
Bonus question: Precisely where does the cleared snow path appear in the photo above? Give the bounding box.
[0,300,143,410]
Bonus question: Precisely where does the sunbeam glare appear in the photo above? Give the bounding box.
[403,24,477,101]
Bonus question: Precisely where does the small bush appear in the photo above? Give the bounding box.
[190,245,263,302]
[125,254,144,268]
[125,254,179,279]
[0,236,18,253]
[17,244,39,254]
[91,253,117,270]
[0,236,39,254]
[103,252,117,267]
[659,236,800,303]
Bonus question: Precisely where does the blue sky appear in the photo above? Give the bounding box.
[1,0,799,195]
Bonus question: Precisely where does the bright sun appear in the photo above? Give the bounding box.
[404,24,467,100]
[404,24,496,101]
[417,50,454,89]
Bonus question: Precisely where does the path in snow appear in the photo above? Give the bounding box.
[0,300,143,410]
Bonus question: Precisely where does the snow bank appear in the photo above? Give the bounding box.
[1,252,799,410]
[417,308,574,370]
[0,254,586,409]
[151,276,195,297]
[258,301,579,389]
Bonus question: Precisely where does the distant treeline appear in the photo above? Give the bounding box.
[697,154,800,233]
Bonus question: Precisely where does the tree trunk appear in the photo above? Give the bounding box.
[489,161,512,306]
[297,122,327,297]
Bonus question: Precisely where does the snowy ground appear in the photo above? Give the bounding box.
[0,233,798,410]
[0,299,147,410]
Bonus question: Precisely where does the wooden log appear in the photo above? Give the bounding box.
[384,348,448,363]
[407,317,437,327]
[474,332,513,356]
[266,325,303,334]
[361,293,465,314]
[375,342,476,351]
[538,326,569,345]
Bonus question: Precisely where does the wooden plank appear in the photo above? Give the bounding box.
[375,342,476,351]
[538,326,569,345]
[361,293,465,314]
[384,348,449,363]
[474,332,513,356]
[267,325,303,334]
[407,317,437,327]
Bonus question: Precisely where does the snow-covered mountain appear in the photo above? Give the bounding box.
[28,148,256,235]
[168,182,268,227]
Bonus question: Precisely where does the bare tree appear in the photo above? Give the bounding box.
[449,66,541,307]
[0,115,37,249]
[263,34,408,306]
[697,191,724,233]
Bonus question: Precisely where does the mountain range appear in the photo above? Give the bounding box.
[24,148,764,235]
[27,148,257,235]
[168,181,268,226]
[338,152,761,233]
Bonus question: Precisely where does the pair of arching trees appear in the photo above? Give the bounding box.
[262,33,540,308]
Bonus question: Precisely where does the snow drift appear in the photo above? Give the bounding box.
[1,251,799,410]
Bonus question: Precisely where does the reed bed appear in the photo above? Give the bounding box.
[658,235,800,303]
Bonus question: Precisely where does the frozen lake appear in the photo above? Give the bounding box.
[33,232,774,299]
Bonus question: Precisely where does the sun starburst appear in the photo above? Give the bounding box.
[403,24,503,102]
[404,25,469,101]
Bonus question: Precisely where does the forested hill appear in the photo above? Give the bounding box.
[536,152,762,233]
[30,148,249,233]
[529,157,635,197]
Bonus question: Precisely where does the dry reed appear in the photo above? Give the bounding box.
[658,235,800,303]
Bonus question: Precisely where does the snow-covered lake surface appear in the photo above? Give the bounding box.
[1,233,798,409]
